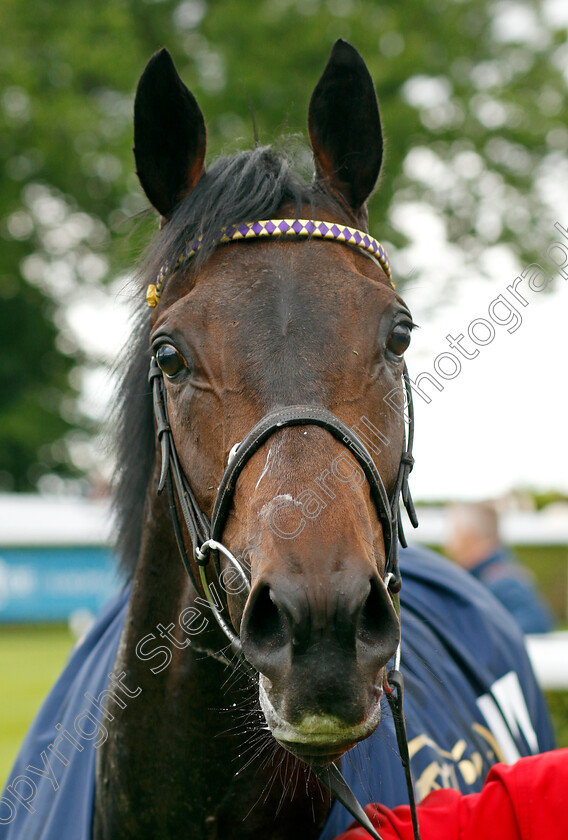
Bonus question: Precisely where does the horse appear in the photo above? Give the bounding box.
[96,39,411,839]
[1,40,553,840]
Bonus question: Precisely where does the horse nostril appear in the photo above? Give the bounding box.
[357,576,400,659]
[241,584,291,677]
[249,585,287,646]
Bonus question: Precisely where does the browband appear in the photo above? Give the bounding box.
[146,218,393,307]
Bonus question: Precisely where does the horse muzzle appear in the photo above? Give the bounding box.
[259,677,384,766]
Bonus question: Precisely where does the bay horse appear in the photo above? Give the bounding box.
[1,40,554,840]
[94,39,413,839]
[83,40,550,840]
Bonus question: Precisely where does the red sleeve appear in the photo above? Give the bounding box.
[335,748,568,840]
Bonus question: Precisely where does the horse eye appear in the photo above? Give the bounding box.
[155,344,187,378]
[387,324,411,356]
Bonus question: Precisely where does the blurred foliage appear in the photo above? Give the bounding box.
[0,284,77,490]
[546,691,568,748]
[530,491,568,511]
[0,0,566,488]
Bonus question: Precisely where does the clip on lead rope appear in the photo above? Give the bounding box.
[384,668,421,840]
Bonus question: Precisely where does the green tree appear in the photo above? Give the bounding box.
[1,0,566,489]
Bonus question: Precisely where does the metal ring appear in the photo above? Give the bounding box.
[198,539,251,595]
[196,539,252,650]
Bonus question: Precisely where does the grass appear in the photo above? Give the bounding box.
[0,624,75,785]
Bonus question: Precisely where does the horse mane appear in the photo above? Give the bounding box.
[113,144,345,578]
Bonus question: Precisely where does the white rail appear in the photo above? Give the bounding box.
[525,632,568,690]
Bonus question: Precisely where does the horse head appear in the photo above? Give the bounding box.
[132,40,413,769]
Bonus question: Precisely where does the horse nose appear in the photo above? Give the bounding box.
[240,570,399,682]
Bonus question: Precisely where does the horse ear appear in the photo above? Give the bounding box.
[134,49,206,218]
[308,40,383,218]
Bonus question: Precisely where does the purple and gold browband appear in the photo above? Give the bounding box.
[146,218,393,307]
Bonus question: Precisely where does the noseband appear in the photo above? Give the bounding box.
[147,219,421,840]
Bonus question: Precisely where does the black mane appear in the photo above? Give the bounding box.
[113,145,344,577]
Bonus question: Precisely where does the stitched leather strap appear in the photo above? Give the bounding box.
[210,404,394,574]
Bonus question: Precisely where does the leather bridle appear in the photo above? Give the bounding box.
[147,227,421,840]
[149,361,417,654]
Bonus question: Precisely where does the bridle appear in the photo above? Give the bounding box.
[147,219,421,840]
[145,218,394,308]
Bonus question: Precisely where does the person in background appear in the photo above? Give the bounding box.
[445,502,555,634]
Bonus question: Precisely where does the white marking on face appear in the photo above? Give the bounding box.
[255,447,272,491]
[259,493,297,521]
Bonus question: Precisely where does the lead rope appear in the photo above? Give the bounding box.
[384,670,421,840]
[382,586,421,840]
